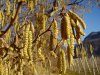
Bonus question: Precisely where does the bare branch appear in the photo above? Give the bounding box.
[67,0,84,6]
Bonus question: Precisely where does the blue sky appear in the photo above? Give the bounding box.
[83,6,100,39]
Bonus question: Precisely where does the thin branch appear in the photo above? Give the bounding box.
[0,1,24,37]
[67,0,84,6]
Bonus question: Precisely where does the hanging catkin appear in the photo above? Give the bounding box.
[57,49,63,74]
[67,44,74,67]
[76,20,85,36]
[38,47,45,62]
[57,49,67,74]
[61,13,71,40]
[61,49,67,74]
[51,19,58,39]
[70,30,75,57]
[23,24,30,59]
[70,18,76,27]
[51,19,58,48]
[28,0,34,11]
[28,31,33,61]
[68,10,86,29]
[12,2,16,18]
[67,45,71,66]
[30,22,35,34]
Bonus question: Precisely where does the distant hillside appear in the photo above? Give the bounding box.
[83,31,100,56]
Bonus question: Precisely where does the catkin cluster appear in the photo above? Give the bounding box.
[51,19,58,48]
[57,49,67,74]
[69,10,86,44]
[61,13,71,40]
[38,47,45,62]
[23,23,33,60]
[28,31,33,61]
[51,19,58,39]
[60,10,86,67]
[60,10,86,43]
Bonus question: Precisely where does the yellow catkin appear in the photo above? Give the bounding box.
[23,24,30,59]
[57,49,67,74]
[0,10,4,27]
[20,60,24,75]
[20,43,24,57]
[30,22,35,34]
[90,43,93,54]
[67,45,70,66]
[5,63,9,75]
[67,45,74,67]
[70,54,74,66]
[4,29,11,43]
[18,72,21,75]
[0,62,4,75]
[6,0,11,16]
[76,20,85,36]
[52,19,58,39]
[15,34,19,47]
[57,49,62,74]
[75,22,81,40]
[0,10,2,22]
[14,22,17,33]
[38,47,45,62]
[75,21,85,44]
[77,38,81,45]
[12,2,16,18]
[61,13,71,40]
[28,0,34,11]
[70,31,75,56]
[70,18,76,27]
[81,44,86,60]
[50,51,57,58]
[79,28,85,36]
[28,31,33,61]
[68,10,86,29]
[61,49,67,74]
[76,47,80,57]
[51,19,58,48]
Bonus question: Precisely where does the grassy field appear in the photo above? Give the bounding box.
[34,57,100,75]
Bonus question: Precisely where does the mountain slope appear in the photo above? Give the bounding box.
[83,31,100,56]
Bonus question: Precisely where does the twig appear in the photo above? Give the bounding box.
[67,0,84,6]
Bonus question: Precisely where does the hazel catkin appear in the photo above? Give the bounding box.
[61,13,71,40]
